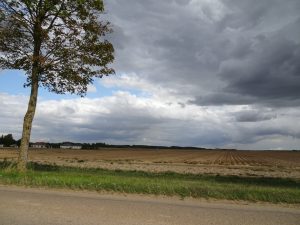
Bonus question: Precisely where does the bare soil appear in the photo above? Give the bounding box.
[1,148,300,178]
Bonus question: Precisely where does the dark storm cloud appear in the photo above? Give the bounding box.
[221,36,300,104]
[233,110,276,122]
[105,0,226,90]
[194,33,300,107]
[218,0,289,30]
[106,0,300,107]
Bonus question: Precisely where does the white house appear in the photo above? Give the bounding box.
[60,142,82,150]
[32,142,47,149]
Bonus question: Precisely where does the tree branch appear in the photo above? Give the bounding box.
[46,0,65,32]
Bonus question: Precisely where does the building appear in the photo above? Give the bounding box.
[0,144,4,148]
[32,142,47,149]
[60,142,82,150]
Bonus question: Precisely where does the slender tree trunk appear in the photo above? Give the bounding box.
[17,18,42,172]
[17,72,39,172]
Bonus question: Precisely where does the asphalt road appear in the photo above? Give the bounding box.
[0,186,299,225]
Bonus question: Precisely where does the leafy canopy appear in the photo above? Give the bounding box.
[0,0,114,95]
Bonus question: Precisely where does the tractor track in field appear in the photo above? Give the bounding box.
[0,148,300,178]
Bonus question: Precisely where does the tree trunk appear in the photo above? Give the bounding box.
[17,70,39,172]
[17,18,42,172]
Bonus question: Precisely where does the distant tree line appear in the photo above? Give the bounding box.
[28,141,209,150]
[44,143,208,150]
[0,134,211,150]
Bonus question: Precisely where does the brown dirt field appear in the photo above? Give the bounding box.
[1,148,300,178]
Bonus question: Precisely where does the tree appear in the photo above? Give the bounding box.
[0,0,114,171]
[0,134,16,146]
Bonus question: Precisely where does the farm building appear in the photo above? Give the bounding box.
[32,142,47,148]
[60,142,82,150]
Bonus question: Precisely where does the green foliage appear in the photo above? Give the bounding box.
[0,134,17,146]
[0,0,114,96]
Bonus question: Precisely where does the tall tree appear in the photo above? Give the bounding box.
[2,134,16,146]
[0,0,114,171]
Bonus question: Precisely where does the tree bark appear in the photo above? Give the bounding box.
[17,72,39,172]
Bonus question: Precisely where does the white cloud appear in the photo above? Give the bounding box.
[101,73,198,106]
[0,93,28,138]
[1,92,300,149]
[87,84,97,93]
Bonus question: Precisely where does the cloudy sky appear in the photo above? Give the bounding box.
[1,0,300,150]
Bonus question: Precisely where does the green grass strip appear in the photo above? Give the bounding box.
[0,162,299,204]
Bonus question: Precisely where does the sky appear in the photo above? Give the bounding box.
[1,0,300,150]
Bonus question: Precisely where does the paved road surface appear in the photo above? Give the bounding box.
[0,186,299,225]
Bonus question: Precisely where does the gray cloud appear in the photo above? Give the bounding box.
[194,33,300,107]
[106,0,300,108]
[233,110,276,122]
[222,37,300,104]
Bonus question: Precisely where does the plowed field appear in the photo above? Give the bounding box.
[1,148,299,178]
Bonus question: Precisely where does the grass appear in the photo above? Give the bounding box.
[0,161,299,204]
